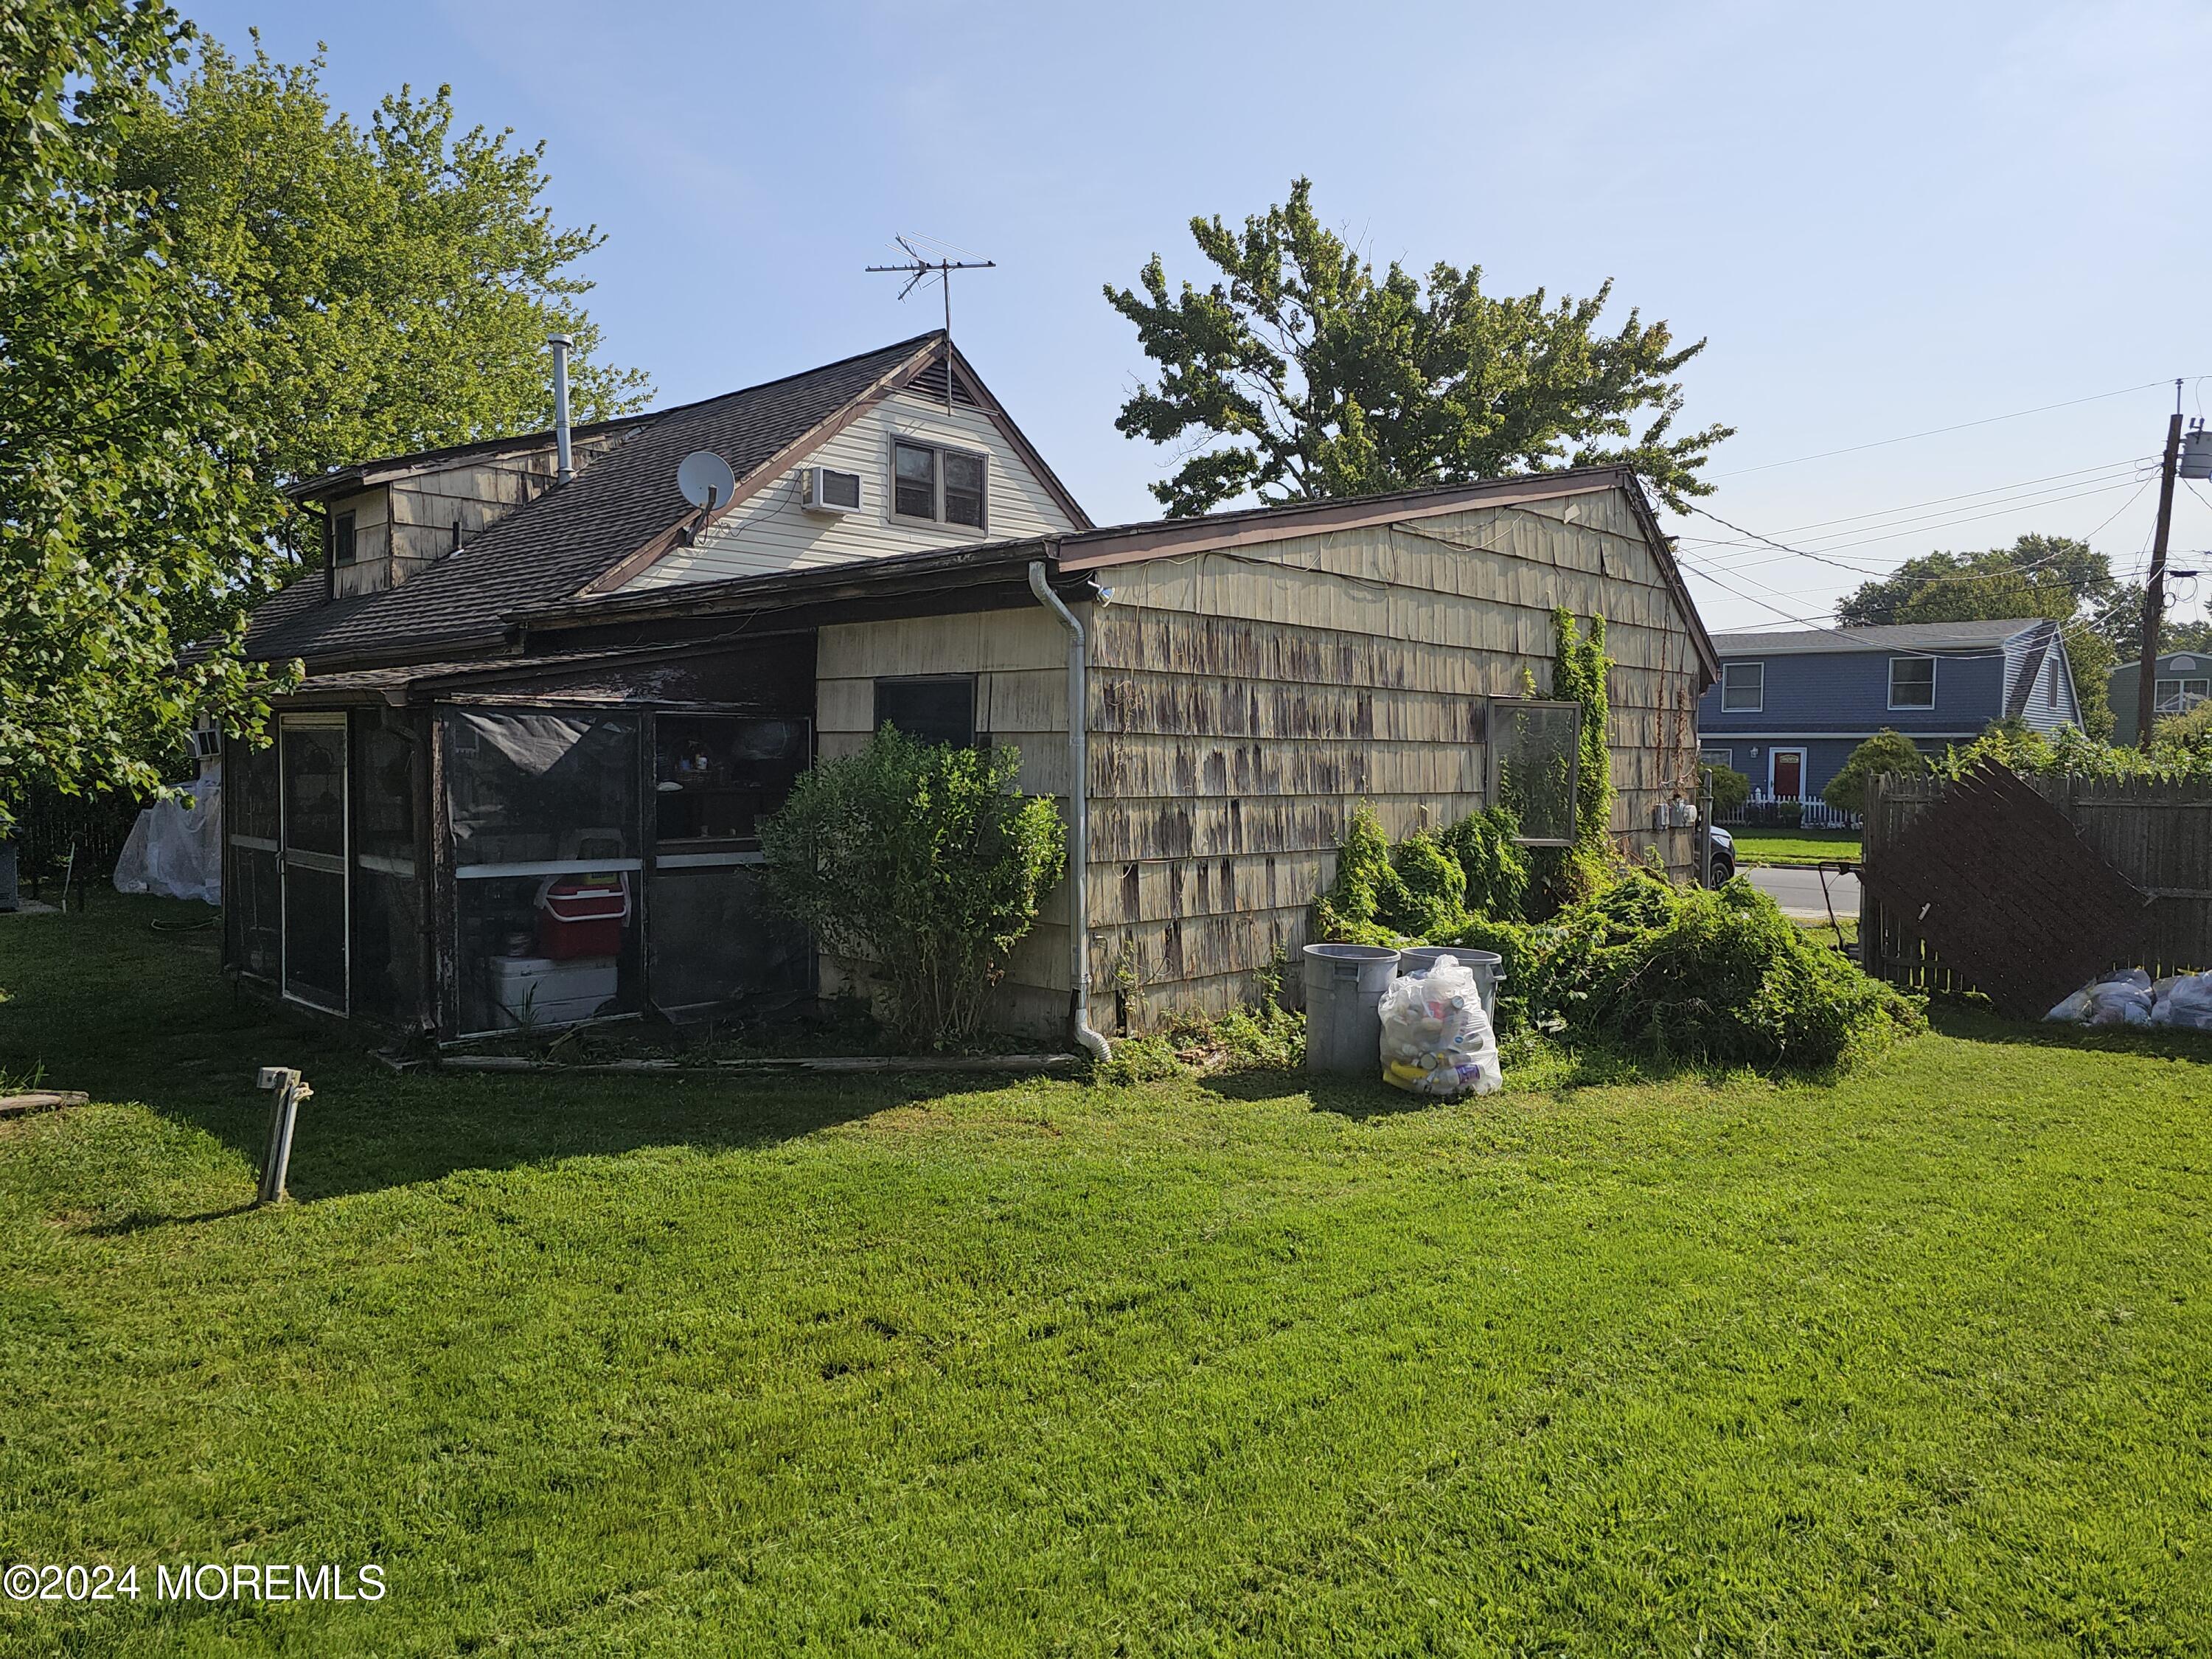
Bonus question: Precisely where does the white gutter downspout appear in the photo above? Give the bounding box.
[1029,558,1113,1062]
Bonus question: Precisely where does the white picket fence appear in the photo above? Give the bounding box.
[1719,793,1862,832]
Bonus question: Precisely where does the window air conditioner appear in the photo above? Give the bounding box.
[803,467,862,515]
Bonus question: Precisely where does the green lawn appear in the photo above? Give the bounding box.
[4,896,2211,1655]
[1731,826,1863,867]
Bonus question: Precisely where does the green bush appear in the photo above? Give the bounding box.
[1701,763,1750,819]
[1823,729,1930,813]
[758,726,1065,1050]
[1311,803,1410,946]
[1512,869,1923,1071]
[1315,804,1534,945]
[1382,829,1470,939]
[1438,805,1529,919]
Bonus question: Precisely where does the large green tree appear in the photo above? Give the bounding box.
[114,37,651,501]
[1106,178,1731,517]
[1835,535,2121,739]
[1,0,289,827]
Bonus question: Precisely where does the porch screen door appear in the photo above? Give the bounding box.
[280,713,349,1012]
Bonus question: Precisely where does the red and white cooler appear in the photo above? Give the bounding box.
[535,874,630,960]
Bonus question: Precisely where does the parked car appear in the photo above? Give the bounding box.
[1705,824,1735,886]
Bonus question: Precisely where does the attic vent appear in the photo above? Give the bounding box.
[907,359,976,406]
[803,466,862,515]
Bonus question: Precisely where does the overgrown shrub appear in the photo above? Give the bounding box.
[1315,804,1534,945]
[1823,728,1928,813]
[1439,805,1529,919]
[1511,869,1923,1071]
[1701,762,1750,819]
[1382,829,1470,939]
[758,726,1065,1050]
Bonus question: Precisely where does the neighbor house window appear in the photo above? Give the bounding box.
[1489,700,1581,846]
[332,511,358,567]
[874,676,977,748]
[1719,661,1763,712]
[1700,748,1733,771]
[891,439,987,531]
[1888,656,1936,709]
[2155,677,2211,711]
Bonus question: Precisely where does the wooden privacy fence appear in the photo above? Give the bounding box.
[1861,768,2212,1006]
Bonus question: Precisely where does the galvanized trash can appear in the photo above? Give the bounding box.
[1302,943,1400,1074]
[1398,946,1505,1022]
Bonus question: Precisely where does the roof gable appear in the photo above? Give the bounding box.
[245,333,945,669]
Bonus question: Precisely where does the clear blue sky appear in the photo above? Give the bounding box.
[184,0,2212,636]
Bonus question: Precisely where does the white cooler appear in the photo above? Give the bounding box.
[487,956,617,1029]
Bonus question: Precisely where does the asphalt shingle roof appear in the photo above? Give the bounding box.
[245,333,939,669]
[1708,619,2048,657]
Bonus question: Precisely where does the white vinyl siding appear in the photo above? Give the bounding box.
[623,389,1080,591]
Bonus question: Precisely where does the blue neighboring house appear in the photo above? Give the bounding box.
[1697,618,2079,807]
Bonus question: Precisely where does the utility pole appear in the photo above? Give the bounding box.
[2135,380,2185,749]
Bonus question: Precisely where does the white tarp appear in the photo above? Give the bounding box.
[113,756,223,905]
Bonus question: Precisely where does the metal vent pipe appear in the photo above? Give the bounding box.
[549,334,575,485]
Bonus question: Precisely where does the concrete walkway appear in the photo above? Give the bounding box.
[1745,864,1860,921]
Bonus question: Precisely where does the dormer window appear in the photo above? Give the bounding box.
[1888,657,1936,709]
[892,439,988,532]
[331,511,358,567]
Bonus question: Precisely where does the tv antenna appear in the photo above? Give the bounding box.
[866,235,995,408]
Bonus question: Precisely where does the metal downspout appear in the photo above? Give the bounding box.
[1029,559,1113,1062]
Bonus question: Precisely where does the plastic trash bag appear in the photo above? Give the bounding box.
[2152,971,2212,1032]
[2084,973,2154,1027]
[2045,989,2093,1023]
[1378,954,1503,1098]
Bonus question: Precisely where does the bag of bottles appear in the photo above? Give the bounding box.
[1377,954,1503,1098]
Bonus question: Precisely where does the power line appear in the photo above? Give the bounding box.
[1680,473,2157,566]
[1711,378,2196,478]
[1697,456,2151,540]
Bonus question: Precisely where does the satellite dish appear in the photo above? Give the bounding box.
[677,451,737,511]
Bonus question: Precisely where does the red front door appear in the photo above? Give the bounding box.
[1770,749,1804,799]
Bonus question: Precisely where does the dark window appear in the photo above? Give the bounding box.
[1719,661,1763,712]
[332,511,357,567]
[1889,657,1935,709]
[894,442,937,519]
[874,677,976,748]
[943,451,986,529]
[653,715,809,845]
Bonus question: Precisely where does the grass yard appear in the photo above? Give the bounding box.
[4,896,2211,1655]
[1731,826,1863,867]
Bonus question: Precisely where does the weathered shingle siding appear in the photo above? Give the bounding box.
[813,606,1075,1033]
[1087,488,1703,1028]
[622,389,1082,591]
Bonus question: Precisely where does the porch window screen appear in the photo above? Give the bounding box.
[226,737,281,980]
[1490,700,1581,847]
[444,709,642,1037]
[352,717,419,1024]
[654,716,809,846]
[445,710,640,868]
